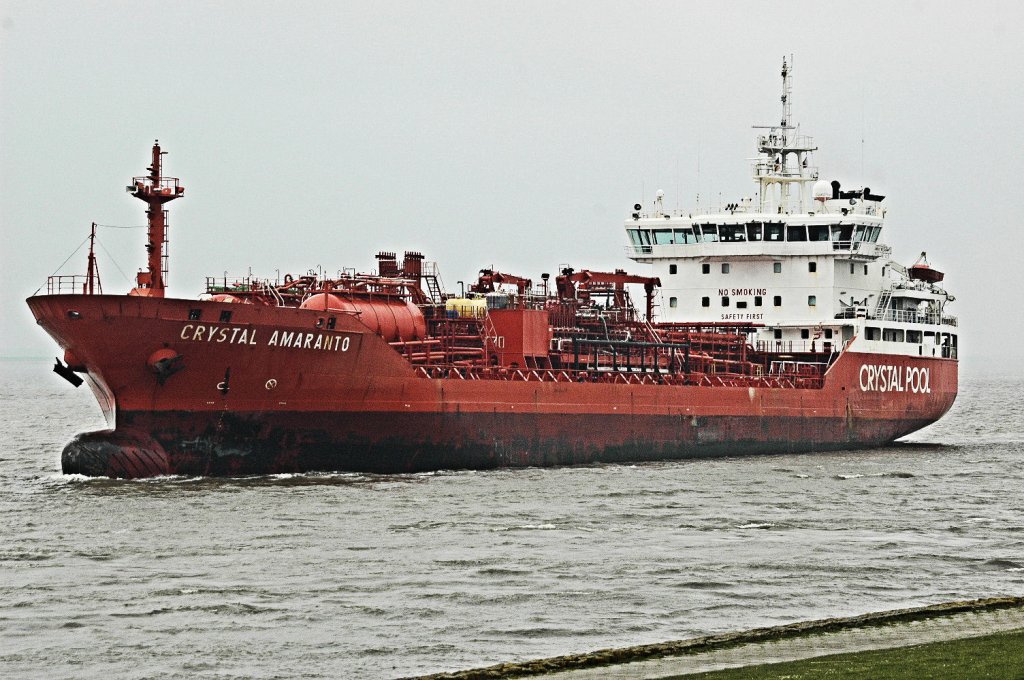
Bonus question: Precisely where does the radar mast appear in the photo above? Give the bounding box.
[753,56,818,214]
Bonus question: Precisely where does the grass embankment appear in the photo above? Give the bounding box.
[671,629,1024,680]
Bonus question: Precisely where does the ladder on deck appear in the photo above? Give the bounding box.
[422,261,445,303]
[874,290,892,319]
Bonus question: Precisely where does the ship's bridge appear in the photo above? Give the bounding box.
[624,209,889,263]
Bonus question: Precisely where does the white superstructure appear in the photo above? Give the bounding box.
[626,58,958,360]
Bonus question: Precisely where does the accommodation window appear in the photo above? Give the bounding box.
[701,297,710,307]
[702,263,710,274]
[669,264,678,275]
[219,310,233,323]
[883,328,905,342]
[773,262,782,273]
[850,263,855,274]
[721,296,730,306]
[824,329,833,339]
[773,329,782,340]
[866,327,881,340]
[737,301,748,309]
[808,295,817,306]
[773,295,782,306]
[801,329,810,339]
[669,297,678,308]
[864,265,868,275]
[326,317,337,330]
[808,261,817,273]
[721,263,730,274]
[754,296,763,306]
[188,308,202,320]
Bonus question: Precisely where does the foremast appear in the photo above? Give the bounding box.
[128,141,184,297]
[753,57,818,214]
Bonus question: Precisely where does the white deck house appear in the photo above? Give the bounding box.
[626,58,957,360]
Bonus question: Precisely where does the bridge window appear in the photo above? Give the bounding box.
[869,226,882,242]
[669,296,678,308]
[721,263,730,274]
[719,225,746,241]
[808,225,830,241]
[653,229,674,245]
[702,264,710,274]
[832,225,854,243]
[746,222,763,241]
[700,224,719,242]
[628,229,650,246]
[765,223,784,241]
[669,264,677,274]
[702,297,710,307]
[674,228,698,244]
[786,225,807,241]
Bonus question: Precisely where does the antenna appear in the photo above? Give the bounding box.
[861,102,866,179]
[781,54,793,130]
[752,56,817,213]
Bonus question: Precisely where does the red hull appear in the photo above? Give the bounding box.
[28,294,957,478]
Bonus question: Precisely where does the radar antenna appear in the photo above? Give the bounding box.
[752,56,818,214]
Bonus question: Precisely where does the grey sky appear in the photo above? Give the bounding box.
[2,1,1022,378]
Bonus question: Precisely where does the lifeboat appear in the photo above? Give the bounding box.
[908,252,944,283]
[908,264,944,283]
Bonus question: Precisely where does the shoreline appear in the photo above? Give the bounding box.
[408,596,1024,680]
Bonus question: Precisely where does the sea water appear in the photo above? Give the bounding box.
[1,358,1021,679]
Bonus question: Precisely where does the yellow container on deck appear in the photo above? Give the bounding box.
[445,297,487,318]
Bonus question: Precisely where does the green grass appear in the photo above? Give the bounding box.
[669,629,1024,680]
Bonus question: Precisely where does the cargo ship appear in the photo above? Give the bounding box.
[28,59,958,478]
